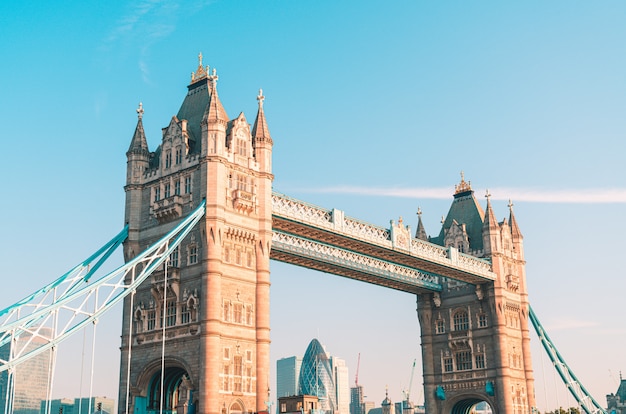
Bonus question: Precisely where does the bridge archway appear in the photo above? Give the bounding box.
[132,359,195,414]
[448,396,495,414]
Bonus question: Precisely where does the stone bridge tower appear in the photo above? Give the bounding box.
[120,55,273,414]
[416,176,535,413]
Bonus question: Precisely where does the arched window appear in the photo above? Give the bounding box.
[453,310,469,331]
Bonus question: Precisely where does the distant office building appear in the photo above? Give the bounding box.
[350,386,364,414]
[278,339,349,414]
[277,356,302,402]
[43,396,115,414]
[331,357,349,414]
[607,377,626,414]
[299,339,336,414]
[0,328,52,414]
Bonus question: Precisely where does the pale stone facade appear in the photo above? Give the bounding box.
[417,177,535,413]
[119,55,273,414]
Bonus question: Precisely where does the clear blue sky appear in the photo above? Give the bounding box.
[1,1,625,411]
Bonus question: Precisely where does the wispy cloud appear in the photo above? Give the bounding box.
[100,0,205,84]
[298,185,626,204]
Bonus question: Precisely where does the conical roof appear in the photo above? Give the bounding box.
[431,175,485,251]
[252,89,272,145]
[127,103,149,155]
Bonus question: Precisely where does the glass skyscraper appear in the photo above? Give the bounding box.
[298,339,336,414]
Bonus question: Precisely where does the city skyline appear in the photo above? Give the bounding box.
[1,1,626,412]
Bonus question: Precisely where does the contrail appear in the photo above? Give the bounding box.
[297,186,626,203]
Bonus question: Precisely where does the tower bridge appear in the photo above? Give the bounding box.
[0,57,608,414]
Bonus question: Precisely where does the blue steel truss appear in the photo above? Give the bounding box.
[0,200,206,374]
[529,306,607,414]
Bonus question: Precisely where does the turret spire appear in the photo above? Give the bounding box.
[252,88,273,145]
[483,189,498,230]
[509,199,523,239]
[128,102,149,155]
[202,67,228,124]
[415,207,428,241]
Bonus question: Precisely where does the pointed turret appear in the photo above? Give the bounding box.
[482,190,501,255]
[252,89,273,146]
[414,207,428,241]
[508,199,523,240]
[126,103,150,187]
[202,68,229,125]
[252,89,273,174]
[127,103,149,155]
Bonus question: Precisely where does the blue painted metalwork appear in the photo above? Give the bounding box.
[529,306,606,414]
[0,200,205,374]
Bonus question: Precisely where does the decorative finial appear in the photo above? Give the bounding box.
[136,102,144,120]
[209,68,218,88]
[257,88,265,108]
[198,52,203,67]
[417,207,422,217]
[454,171,472,195]
[508,199,514,211]
[441,215,445,224]
[485,189,491,200]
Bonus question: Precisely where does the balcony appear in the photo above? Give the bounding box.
[506,274,520,291]
[152,195,184,223]
[232,189,256,214]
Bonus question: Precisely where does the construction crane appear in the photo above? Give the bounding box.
[403,359,417,406]
[355,353,361,387]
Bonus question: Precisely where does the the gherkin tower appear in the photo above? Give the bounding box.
[298,339,336,414]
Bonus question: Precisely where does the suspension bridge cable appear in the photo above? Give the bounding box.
[160,260,169,414]
[0,200,205,375]
[529,305,606,414]
[125,267,136,414]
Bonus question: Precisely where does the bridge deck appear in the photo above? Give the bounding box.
[270,192,496,292]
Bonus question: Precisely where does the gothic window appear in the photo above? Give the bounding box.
[165,150,172,168]
[246,367,252,392]
[175,147,182,164]
[455,351,472,371]
[234,356,243,392]
[174,179,181,195]
[134,308,143,333]
[223,301,231,322]
[164,182,170,198]
[435,319,446,334]
[236,248,242,265]
[188,245,198,265]
[233,303,243,324]
[147,310,156,331]
[478,313,488,328]
[443,357,453,372]
[222,364,230,391]
[181,303,190,324]
[224,347,230,359]
[453,310,469,331]
[246,251,253,267]
[169,246,179,268]
[166,300,177,326]
[246,305,253,325]
[224,245,230,263]
[246,350,252,362]
[475,354,486,369]
[185,176,192,194]
[154,186,161,202]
